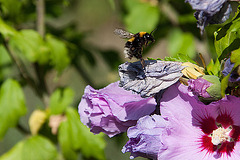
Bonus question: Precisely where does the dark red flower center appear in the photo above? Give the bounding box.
[198,113,240,157]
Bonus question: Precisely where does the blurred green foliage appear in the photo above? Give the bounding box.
[0,0,239,159]
[0,135,58,160]
[0,79,26,139]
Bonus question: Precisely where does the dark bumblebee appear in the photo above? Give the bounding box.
[114,28,155,68]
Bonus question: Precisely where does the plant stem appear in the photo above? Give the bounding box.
[36,0,50,107]
[36,0,45,37]
[72,60,95,88]
[3,40,43,97]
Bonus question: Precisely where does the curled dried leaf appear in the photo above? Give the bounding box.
[118,60,185,97]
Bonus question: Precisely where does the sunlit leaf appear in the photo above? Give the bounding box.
[49,88,74,115]
[46,34,70,73]
[214,8,240,60]
[162,53,197,64]
[221,74,230,96]
[0,18,17,38]
[214,30,239,60]
[0,135,57,160]
[206,59,221,76]
[58,108,106,160]
[10,30,49,64]
[0,79,27,139]
[123,0,159,33]
[168,28,196,58]
[231,47,240,66]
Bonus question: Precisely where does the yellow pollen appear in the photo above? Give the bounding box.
[209,126,232,145]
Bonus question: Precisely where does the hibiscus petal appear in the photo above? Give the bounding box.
[78,81,156,137]
[217,96,240,126]
[122,115,168,160]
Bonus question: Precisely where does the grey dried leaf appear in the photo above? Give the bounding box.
[194,2,232,34]
[185,0,227,16]
[118,60,185,98]
[185,0,232,35]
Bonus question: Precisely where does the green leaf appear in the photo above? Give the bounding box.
[162,53,196,64]
[214,30,240,60]
[46,34,70,72]
[58,118,78,160]
[0,79,27,139]
[203,75,221,99]
[58,108,106,160]
[10,30,49,64]
[206,59,221,76]
[49,88,74,115]
[231,47,240,66]
[0,0,22,17]
[214,8,240,60]
[123,0,159,33]
[168,28,196,59]
[0,18,17,38]
[0,135,57,160]
[0,45,12,80]
[221,74,230,97]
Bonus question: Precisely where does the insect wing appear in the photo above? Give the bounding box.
[114,28,134,39]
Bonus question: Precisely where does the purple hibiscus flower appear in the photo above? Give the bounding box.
[185,0,232,34]
[78,81,156,137]
[123,82,240,159]
[122,115,169,159]
[222,58,240,82]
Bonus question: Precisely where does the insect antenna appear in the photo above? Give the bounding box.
[150,27,158,36]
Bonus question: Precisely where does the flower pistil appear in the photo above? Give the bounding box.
[209,125,233,146]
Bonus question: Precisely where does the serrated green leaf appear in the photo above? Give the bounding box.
[162,53,196,64]
[123,0,159,33]
[0,79,27,139]
[0,18,17,38]
[46,34,70,73]
[168,28,196,59]
[0,135,57,160]
[58,108,106,160]
[9,30,49,64]
[49,88,74,115]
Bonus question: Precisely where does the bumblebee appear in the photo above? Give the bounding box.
[114,28,155,69]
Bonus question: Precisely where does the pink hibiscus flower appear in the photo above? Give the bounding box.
[78,81,156,137]
[123,83,240,159]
